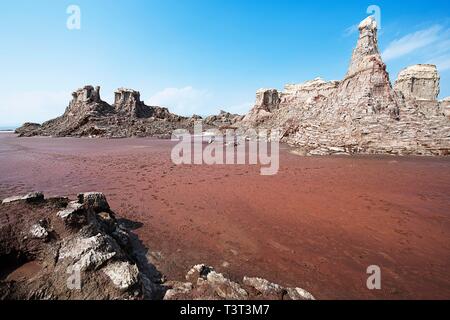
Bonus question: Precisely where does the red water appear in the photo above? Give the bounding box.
[1,133,449,299]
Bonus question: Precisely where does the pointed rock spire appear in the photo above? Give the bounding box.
[333,16,399,119]
[346,16,380,77]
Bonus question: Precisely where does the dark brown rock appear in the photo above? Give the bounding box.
[16,86,191,138]
[0,192,162,300]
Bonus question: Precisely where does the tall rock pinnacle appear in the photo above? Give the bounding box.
[346,16,380,77]
[334,16,399,119]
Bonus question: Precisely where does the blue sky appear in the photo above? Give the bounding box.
[0,0,449,127]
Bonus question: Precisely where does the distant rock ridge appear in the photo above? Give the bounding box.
[203,110,243,127]
[241,16,450,156]
[16,86,238,138]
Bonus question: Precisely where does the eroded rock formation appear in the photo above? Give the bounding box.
[241,16,450,156]
[0,192,163,299]
[16,85,243,138]
[242,89,281,124]
[394,64,440,101]
[334,16,400,119]
[15,86,194,138]
[66,86,112,116]
[112,88,174,120]
[114,88,151,118]
[283,78,340,105]
[14,16,449,155]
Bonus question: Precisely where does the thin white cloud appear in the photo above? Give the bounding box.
[227,101,253,115]
[427,55,450,72]
[146,86,213,116]
[343,24,358,37]
[431,38,450,56]
[382,25,443,61]
[0,90,70,126]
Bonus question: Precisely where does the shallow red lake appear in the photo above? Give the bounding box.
[1,133,449,299]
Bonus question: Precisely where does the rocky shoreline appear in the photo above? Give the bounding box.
[0,192,314,300]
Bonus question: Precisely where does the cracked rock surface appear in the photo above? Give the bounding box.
[0,192,164,299]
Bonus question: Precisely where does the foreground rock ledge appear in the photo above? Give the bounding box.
[0,192,160,299]
[0,193,314,300]
[164,264,315,300]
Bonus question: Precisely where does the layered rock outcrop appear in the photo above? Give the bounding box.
[333,16,400,119]
[16,87,192,138]
[394,64,440,101]
[283,78,340,105]
[15,16,449,155]
[255,89,281,113]
[241,16,450,156]
[113,88,174,119]
[114,88,152,118]
[203,110,243,128]
[14,123,42,136]
[16,86,243,138]
[242,89,280,124]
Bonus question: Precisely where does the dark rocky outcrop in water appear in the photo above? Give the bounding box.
[0,192,314,300]
[16,85,241,138]
[16,86,194,139]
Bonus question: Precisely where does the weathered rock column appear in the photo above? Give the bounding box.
[255,88,280,112]
[114,88,152,118]
[394,64,440,101]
